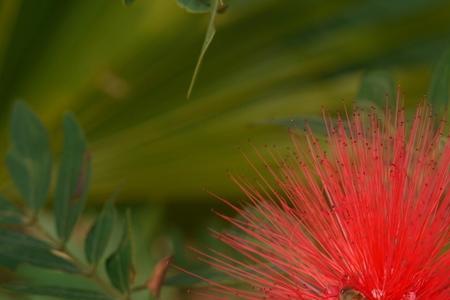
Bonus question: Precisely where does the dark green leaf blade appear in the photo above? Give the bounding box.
[85,202,116,265]
[357,70,395,107]
[0,229,78,273]
[177,0,211,14]
[428,49,450,113]
[6,101,52,211]
[3,284,113,300]
[54,113,92,243]
[105,214,133,294]
[0,195,22,225]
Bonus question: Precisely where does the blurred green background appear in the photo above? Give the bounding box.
[0,0,449,299]
[1,0,449,203]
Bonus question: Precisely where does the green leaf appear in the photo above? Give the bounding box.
[357,70,395,106]
[85,201,116,265]
[3,284,113,300]
[54,113,92,243]
[5,101,52,211]
[0,229,78,273]
[177,0,211,14]
[105,213,133,294]
[0,195,22,225]
[428,49,450,113]
[187,0,220,98]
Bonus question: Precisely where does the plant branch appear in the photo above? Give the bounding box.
[26,214,126,300]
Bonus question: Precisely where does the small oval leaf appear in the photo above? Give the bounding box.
[6,101,52,211]
[84,202,116,265]
[54,113,92,243]
[105,214,133,294]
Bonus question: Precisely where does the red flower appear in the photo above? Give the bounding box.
[187,100,450,299]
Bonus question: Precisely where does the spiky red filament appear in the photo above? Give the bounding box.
[187,100,449,300]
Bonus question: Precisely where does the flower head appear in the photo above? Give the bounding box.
[190,100,449,299]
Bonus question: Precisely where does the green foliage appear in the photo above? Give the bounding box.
[85,201,116,265]
[0,102,169,299]
[5,101,52,212]
[1,1,450,202]
[106,213,134,294]
[1,1,450,298]
[0,195,22,224]
[0,229,77,273]
[54,113,92,243]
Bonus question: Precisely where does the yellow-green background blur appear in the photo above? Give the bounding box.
[0,0,449,299]
[1,0,449,202]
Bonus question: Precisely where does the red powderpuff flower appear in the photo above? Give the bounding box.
[184,101,449,299]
